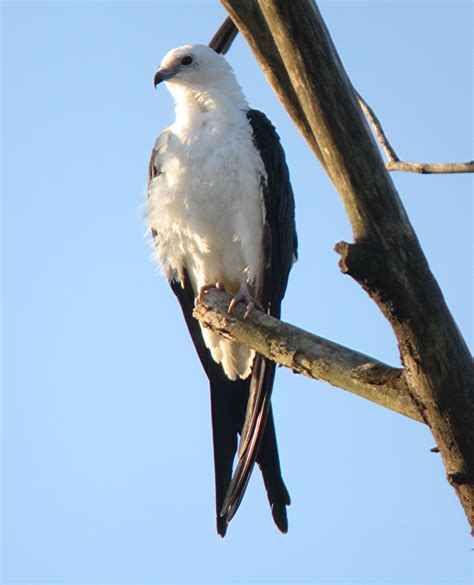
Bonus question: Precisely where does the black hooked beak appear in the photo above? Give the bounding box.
[153,68,175,88]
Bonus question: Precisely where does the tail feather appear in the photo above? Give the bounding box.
[256,407,291,533]
[169,271,290,535]
[208,369,247,537]
[220,358,290,533]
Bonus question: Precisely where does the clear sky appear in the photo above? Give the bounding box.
[1,1,472,584]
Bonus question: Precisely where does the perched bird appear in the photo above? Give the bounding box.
[147,44,297,536]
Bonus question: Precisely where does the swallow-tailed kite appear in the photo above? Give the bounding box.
[147,44,297,536]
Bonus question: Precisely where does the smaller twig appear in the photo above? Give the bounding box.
[356,90,474,174]
[431,446,440,453]
[356,90,399,163]
[386,160,474,174]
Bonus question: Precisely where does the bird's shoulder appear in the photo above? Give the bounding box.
[245,108,290,195]
[245,109,280,153]
[148,128,172,181]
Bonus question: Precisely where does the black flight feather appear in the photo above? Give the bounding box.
[219,109,296,531]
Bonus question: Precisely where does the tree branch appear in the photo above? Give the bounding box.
[221,0,474,530]
[208,16,238,55]
[194,289,422,424]
[354,90,399,163]
[357,90,474,174]
[385,160,474,174]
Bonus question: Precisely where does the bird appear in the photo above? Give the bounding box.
[146,43,297,536]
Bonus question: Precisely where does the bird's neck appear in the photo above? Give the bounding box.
[169,84,249,127]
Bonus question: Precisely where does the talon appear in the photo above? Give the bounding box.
[198,283,215,303]
[228,297,239,312]
[227,282,261,316]
[243,302,255,319]
[197,282,226,303]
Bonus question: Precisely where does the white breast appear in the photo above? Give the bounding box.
[147,108,266,380]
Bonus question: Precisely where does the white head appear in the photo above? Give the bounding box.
[153,44,247,108]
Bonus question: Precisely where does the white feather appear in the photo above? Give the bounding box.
[147,45,267,380]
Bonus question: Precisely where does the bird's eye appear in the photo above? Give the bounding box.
[181,56,193,66]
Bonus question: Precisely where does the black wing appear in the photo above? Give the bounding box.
[219,109,297,530]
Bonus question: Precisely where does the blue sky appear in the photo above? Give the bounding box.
[1,1,472,584]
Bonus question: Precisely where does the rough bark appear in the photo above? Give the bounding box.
[194,289,422,423]
[221,0,474,530]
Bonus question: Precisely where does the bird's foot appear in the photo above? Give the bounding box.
[197,282,225,303]
[228,283,263,319]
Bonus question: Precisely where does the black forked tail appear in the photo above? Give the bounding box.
[219,355,290,533]
[169,273,289,536]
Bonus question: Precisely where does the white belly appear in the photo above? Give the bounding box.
[147,115,266,380]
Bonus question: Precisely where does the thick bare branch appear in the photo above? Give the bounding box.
[194,289,422,423]
[221,0,473,530]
